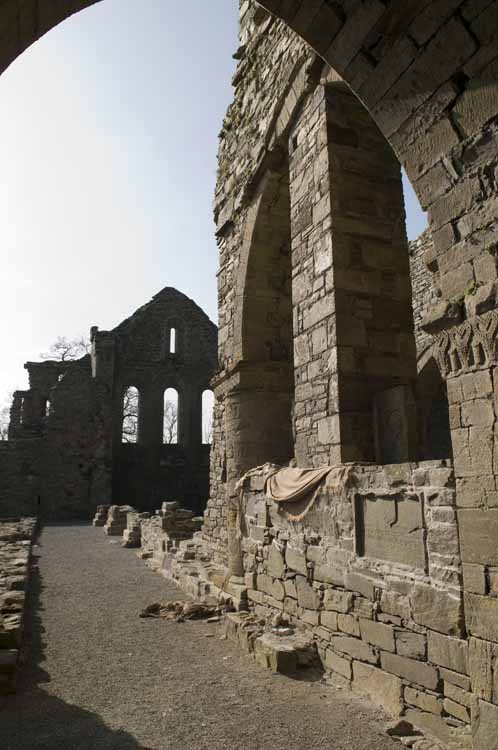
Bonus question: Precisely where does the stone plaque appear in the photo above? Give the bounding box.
[355,493,426,570]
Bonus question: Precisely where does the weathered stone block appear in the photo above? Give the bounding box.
[381,590,411,620]
[444,697,470,723]
[344,571,376,600]
[456,476,494,508]
[404,707,467,748]
[360,619,395,653]
[320,610,338,631]
[266,543,285,578]
[285,546,307,576]
[428,631,468,675]
[353,661,403,718]
[411,584,463,637]
[332,635,378,664]
[468,637,495,701]
[405,686,443,716]
[461,398,495,428]
[395,630,426,659]
[466,593,498,642]
[462,563,487,594]
[295,575,320,610]
[421,300,462,334]
[444,681,473,709]
[440,666,471,691]
[257,574,285,602]
[381,652,439,691]
[324,648,351,680]
[473,700,498,750]
[355,494,426,570]
[337,613,360,637]
[452,57,498,138]
[313,563,344,586]
[458,509,498,565]
[323,588,353,613]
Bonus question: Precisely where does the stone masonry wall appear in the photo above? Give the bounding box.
[0,287,217,519]
[0,442,42,519]
[237,462,471,748]
[410,230,438,361]
[203,2,445,563]
[0,517,37,697]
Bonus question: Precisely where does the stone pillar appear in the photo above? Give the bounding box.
[8,391,26,438]
[289,80,417,464]
[432,311,498,743]
[91,330,116,386]
[139,386,163,447]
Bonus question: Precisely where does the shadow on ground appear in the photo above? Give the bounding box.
[0,529,149,750]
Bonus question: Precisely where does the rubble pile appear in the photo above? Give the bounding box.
[140,502,203,570]
[122,512,150,549]
[103,505,135,537]
[92,505,110,527]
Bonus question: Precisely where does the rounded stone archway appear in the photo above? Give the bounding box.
[256,0,498,310]
[4,1,498,744]
[1,0,497,324]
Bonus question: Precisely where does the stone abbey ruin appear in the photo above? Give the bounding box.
[0,287,217,518]
[2,1,498,748]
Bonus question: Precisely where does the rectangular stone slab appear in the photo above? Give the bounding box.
[355,493,426,569]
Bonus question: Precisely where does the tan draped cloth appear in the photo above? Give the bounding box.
[265,466,331,521]
[264,465,355,521]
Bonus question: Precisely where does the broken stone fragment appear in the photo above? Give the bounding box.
[421,301,462,334]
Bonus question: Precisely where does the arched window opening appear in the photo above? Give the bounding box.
[237,164,295,470]
[169,327,176,354]
[163,388,178,444]
[122,386,139,444]
[416,356,452,461]
[202,390,214,444]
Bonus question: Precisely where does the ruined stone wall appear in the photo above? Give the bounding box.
[410,230,438,361]
[203,3,446,561]
[0,442,41,518]
[41,359,112,518]
[109,288,217,514]
[202,4,316,560]
[237,462,470,746]
[0,517,37,696]
[0,288,217,519]
[198,4,478,741]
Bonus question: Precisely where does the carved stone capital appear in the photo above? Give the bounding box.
[432,309,498,378]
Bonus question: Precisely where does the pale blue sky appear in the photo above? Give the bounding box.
[0,0,427,400]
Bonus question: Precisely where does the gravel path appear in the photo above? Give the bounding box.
[0,523,401,750]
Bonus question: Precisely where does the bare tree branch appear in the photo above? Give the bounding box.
[163,400,178,444]
[40,336,90,362]
[0,396,11,441]
[122,387,139,443]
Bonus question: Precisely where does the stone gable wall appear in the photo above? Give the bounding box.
[0,288,217,519]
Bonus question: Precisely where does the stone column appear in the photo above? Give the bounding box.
[432,311,498,743]
[8,391,26,438]
[289,79,417,465]
[139,386,163,447]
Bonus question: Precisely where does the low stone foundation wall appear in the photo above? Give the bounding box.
[122,511,150,548]
[0,517,37,698]
[140,502,203,571]
[93,463,476,748]
[161,460,474,749]
[234,461,471,748]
